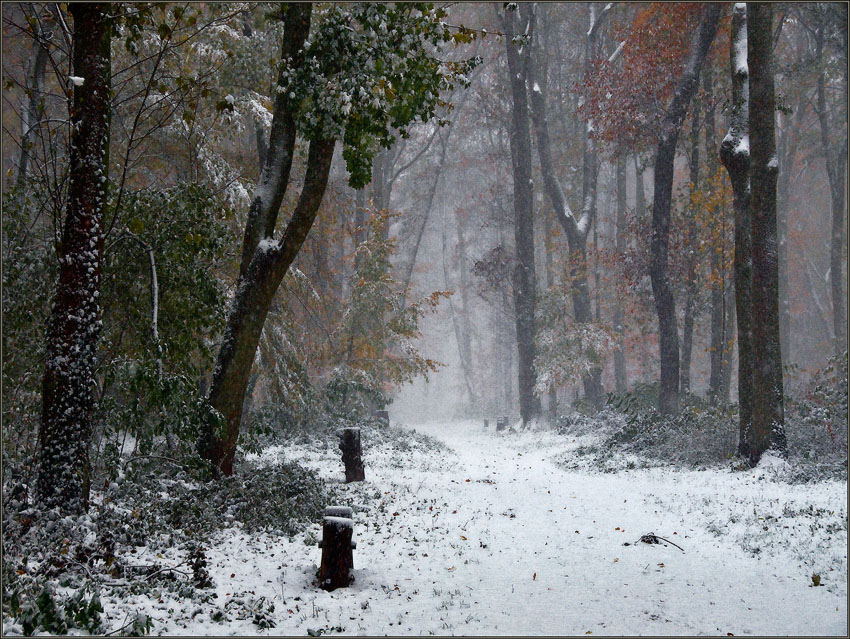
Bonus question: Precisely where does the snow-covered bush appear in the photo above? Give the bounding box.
[784,351,848,481]
[534,287,617,398]
[561,366,847,481]
[2,454,329,635]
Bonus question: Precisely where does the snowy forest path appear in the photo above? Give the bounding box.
[359,419,847,636]
[241,420,845,636]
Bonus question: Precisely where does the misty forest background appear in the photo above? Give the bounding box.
[1,2,847,635]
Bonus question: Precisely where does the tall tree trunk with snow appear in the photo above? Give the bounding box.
[815,24,848,358]
[37,3,111,513]
[201,137,335,476]
[528,3,609,411]
[649,4,721,415]
[613,154,628,394]
[747,2,786,462]
[705,68,725,405]
[720,3,755,460]
[198,5,339,476]
[500,4,541,425]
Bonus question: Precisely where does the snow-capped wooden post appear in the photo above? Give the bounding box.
[338,427,365,482]
[324,505,353,519]
[374,410,389,426]
[483,419,489,429]
[318,514,355,591]
[496,417,507,431]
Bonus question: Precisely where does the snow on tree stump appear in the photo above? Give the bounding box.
[318,515,355,591]
[374,410,389,427]
[324,505,353,519]
[496,417,507,432]
[338,427,365,483]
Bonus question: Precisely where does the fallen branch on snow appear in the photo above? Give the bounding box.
[623,532,685,553]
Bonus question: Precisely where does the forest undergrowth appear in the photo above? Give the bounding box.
[558,352,848,483]
[3,361,846,636]
[1,411,446,636]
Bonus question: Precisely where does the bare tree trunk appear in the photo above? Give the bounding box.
[500,3,541,425]
[613,154,628,394]
[441,204,478,408]
[455,209,477,407]
[527,3,609,410]
[649,4,721,415]
[775,92,806,363]
[720,281,736,403]
[37,3,111,513]
[815,26,848,358]
[680,105,700,396]
[201,140,334,476]
[747,1,786,462]
[198,6,341,476]
[543,209,559,418]
[705,67,725,404]
[399,126,455,297]
[721,3,755,461]
[16,23,49,192]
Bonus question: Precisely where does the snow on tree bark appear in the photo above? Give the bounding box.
[198,5,315,477]
[200,138,335,476]
[720,2,755,461]
[37,3,111,513]
[747,2,787,463]
[198,3,474,475]
[527,4,605,411]
[649,4,720,415]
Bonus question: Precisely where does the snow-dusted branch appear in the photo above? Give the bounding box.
[721,4,750,165]
[124,230,162,379]
[587,2,615,39]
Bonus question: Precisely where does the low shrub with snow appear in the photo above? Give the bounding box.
[2,451,329,635]
[558,363,847,482]
[1,410,447,635]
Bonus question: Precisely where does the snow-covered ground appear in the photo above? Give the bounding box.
[98,420,847,636]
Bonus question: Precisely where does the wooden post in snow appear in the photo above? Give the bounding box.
[338,427,365,482]
[318,514,355,591]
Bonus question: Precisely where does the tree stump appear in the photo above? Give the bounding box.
[318,516,354,591]
[496,417,507,431]
[374,410,389,426]
[338,427,365,483]
[483,419,489,429]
